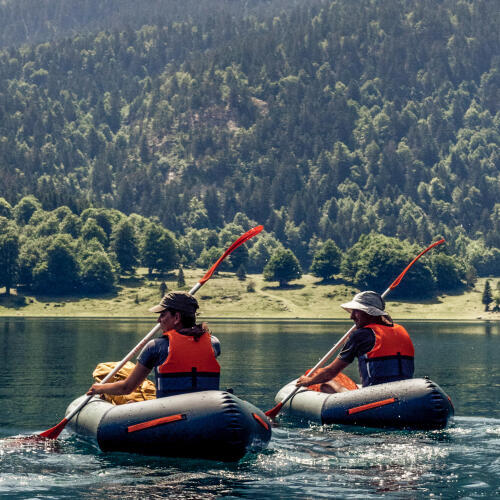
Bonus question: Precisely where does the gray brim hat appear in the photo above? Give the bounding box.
[341,291,386,316]
[149,291,199,314]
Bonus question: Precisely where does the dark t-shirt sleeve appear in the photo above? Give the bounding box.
[211,335,221,357]
[137,338,167,370]
[338,327,375,364]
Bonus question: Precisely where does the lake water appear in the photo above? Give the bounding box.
[0,317,499,499]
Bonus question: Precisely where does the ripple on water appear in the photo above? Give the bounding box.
[1,416,499,499]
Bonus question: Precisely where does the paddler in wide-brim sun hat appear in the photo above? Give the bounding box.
[296,291,415,393]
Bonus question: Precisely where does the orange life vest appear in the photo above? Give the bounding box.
[156,329,220,396]
[358,323,414,386]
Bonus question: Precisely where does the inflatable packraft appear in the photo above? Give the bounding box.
[66,390,272,461]
[275,377,454,430]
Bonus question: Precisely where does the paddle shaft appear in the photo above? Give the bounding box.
[266,239,445,417]
[62,280,203,424]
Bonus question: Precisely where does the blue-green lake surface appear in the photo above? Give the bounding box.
[0,318,499,499]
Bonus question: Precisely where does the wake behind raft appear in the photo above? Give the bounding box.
[65,390,272,462]
[274,377,454,430]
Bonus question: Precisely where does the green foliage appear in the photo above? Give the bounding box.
[0,0,499,296]
[263,248,302,287]
[0,218,19,294]
[482,280,492,311]
[0,0,496,258]
[236,264,247,281]
[81,218,108,246]
[17,237,45,288]
[110,218,139,273]
[247,233,282,273]
[196,246,229,272]
[80,252,116,293]
[13,196,42,226]
[32,234,80,294]
[310,239,341,280]
[141,223,179,275]
[229,245,249,272]
[342,234,436,299]
[430,253,465,292]
[60,213,81,238]
[481,280,493,311]
[177,267,185,288]
[0,198,12,219]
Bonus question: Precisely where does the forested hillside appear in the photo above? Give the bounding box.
[0,0,297,48]
[0,0,499,298]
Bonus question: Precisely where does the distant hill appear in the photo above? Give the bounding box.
[0,0,498,259]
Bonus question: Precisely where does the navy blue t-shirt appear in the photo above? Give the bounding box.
[338,327,376,363]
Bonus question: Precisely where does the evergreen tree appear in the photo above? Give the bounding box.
[236,264,247,281]
[0,219,19,295]
[482,280,492,311]
[177,267,185,288]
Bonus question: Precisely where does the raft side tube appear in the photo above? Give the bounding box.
[275,377,454,430]
[66,390,272,461]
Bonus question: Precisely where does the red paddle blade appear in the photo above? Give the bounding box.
[389,238,445,290]
[265,402,283,419]
[39,418,68,439]
[198,225,263,285]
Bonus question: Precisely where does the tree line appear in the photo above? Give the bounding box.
[0,196,475,299]
[0,0,498,289]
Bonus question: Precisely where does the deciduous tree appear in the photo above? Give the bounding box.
[111,218,139,274]
[263,248,302,287]
[310,239,341,280]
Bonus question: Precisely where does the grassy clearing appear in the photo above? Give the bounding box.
[0,269,498,321]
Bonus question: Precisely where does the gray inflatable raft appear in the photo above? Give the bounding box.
[275,377,454,430]
[66,390,272,461]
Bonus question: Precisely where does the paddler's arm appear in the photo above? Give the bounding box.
[86,362,151,396]
[296,358,350,387]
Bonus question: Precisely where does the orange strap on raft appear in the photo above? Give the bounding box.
[252,413,270,430]
[127,413,186,433]
[347,397,397,415]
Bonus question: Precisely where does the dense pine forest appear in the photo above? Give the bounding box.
[0,0,499,299]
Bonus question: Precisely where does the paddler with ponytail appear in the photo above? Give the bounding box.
[87,292,221,398]
[296,291,414,393]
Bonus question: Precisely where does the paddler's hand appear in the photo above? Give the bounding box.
[296,375,315,387]
[86,384,104,396]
